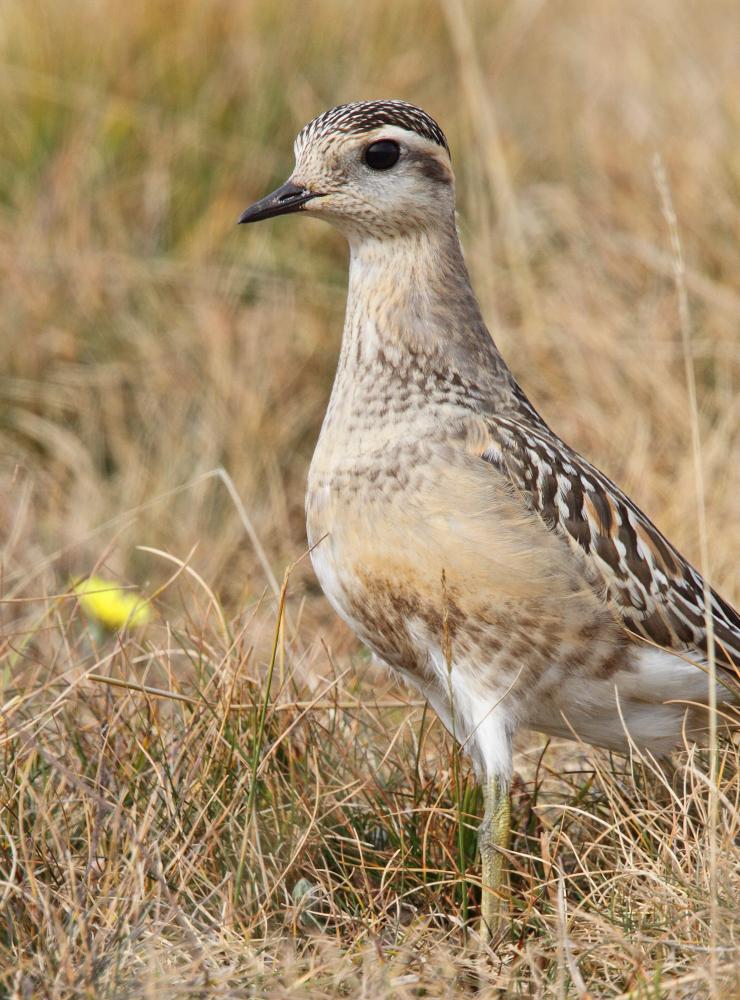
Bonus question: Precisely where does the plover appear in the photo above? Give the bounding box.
[239,100,739,941]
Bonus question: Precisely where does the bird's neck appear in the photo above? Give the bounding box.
[341,224,510,387]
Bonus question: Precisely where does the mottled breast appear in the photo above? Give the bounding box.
[306,405,630,702]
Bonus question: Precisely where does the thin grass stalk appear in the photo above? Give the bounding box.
[654,153,720,997]
[440,570,470,934]
[234,566,289,906]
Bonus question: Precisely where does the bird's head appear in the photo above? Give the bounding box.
[239,100,455,241]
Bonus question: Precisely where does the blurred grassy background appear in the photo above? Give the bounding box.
[1,1,739,996]
[2,0,738,617]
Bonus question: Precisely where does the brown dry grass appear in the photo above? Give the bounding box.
[1,0,738,996]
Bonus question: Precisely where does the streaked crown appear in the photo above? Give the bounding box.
[297,100,449,154]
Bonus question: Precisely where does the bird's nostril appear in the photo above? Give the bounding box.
[278,189,301,202]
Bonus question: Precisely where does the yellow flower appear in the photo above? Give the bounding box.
[73,576,151,630]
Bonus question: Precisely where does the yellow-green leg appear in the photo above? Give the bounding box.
[479,774,510,947]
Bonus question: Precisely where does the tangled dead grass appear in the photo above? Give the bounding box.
[2,583,739,997]
[1,0,739,995]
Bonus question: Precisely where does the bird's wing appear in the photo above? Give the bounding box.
[479,415,740,679]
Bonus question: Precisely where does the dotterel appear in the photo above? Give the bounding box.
[240,100,739,943]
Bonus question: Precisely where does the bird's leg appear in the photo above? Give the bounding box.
[478,773,510,947]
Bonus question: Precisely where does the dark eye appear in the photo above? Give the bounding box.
[363,140,400,170]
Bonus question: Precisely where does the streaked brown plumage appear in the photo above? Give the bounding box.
[240,100,739,942]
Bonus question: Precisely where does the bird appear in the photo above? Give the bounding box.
[238,99,739,944]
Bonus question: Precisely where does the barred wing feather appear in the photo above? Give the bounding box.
[481,417,740,680]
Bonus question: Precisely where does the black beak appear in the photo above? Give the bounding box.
[238,180,321,224]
